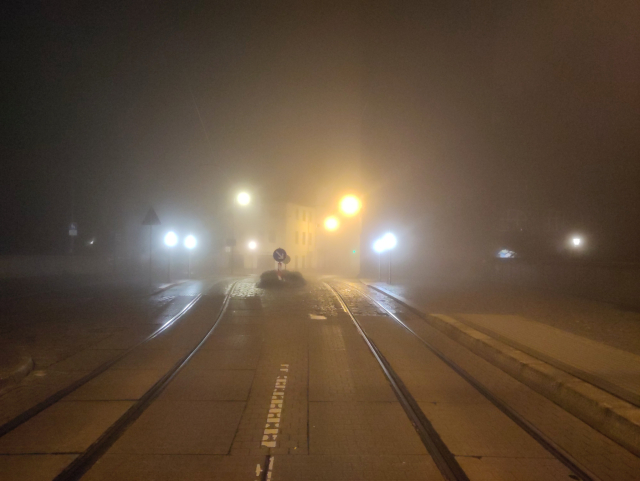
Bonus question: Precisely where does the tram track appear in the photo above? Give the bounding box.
[51,280,239,481]
[325,280,599,481]
[0,279,232,440]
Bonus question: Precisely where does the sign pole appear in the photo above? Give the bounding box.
[149,226,153,286]
[142,207,161,288]
[273,248,288,280]
[388,250,392,285]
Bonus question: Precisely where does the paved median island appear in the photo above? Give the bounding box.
[365,282,640,458]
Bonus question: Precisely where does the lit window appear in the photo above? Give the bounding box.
[309,233,312,246]
[302,210,306,221]
[309,213,312,222]
[295,231,299,244]
[302,232,306,245]
[296,208,299,219]
[302,256,306,268]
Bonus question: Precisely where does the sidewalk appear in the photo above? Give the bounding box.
[444,312,640,407]
[363,280,640,456]
[365,280,640,406]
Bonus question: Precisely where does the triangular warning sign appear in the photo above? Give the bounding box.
[142,207,161,226]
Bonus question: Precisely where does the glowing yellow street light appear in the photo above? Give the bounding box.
[324,216,340,231]
[339,195,361,216]
[237,192,251,206]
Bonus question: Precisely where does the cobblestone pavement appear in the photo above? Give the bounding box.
[2,277,638,480]
[371,279,640,356]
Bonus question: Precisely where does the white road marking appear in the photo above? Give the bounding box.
[309,314,327,319]
[266,456,275,480]
[261,364,289,448]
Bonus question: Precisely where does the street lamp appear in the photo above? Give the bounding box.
[373,232,397,284]
[324,216,340,231]
[373,239,386,280]
[184,235,196,278]
[571,236,582,247]
[339,195,361,216]
[248,240,257,250]
[164,231,178,282]
[237,192,251,206]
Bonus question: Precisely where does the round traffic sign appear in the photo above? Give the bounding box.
[283,255,291,265]
[273,248,287,262]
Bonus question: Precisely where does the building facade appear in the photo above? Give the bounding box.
[229,201,318,273]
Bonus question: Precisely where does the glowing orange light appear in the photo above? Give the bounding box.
[339,195,361,216]
[324,216,340,231]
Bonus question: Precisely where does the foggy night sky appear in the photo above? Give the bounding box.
[1,1,639,263]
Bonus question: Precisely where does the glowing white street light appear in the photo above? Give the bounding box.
[373,239,386,253]
[248,240,257,250]
[571,236,582,247]
[184,235,197,249]
[373,232,397,284]
[164,231,178,247]
[237,192,251,206]
[381,232,397,250]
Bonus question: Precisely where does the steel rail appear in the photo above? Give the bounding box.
[339,280,600,481]
[0,279,228,439]
[53,280,240,481]
[324,282,470,481]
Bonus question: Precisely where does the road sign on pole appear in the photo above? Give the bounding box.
[142,208,161,226]
[69,222,78,237]
[273,248,287,262]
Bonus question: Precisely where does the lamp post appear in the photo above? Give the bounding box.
[382,233,397,284]
[230,192,251,274]
[184,235,197,278]
[373,233,397,284]
[164,231,178,281]
[373,239,385,281]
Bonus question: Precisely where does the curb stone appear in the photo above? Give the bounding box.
[364,282,640,457]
